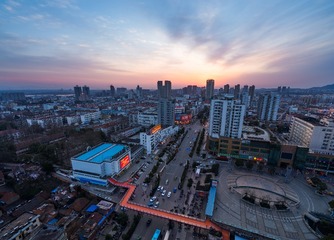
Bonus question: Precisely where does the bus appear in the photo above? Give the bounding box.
[152,229,161,240]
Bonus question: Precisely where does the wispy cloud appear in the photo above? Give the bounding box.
[1,0,334,89]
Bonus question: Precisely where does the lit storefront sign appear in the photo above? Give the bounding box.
[120,155,130,169]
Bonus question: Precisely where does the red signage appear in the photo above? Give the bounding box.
[120,155,130,169]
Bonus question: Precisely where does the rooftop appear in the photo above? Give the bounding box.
[294,115,321,126]
[0,212,39,239]
[74,143,126,163]
[205,185,217,217]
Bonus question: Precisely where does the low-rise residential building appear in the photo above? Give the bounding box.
[137,110,158,127]
[140,124,179,154]
[0,212,41,240]
[27,115,63,128]
[80,111,101,124]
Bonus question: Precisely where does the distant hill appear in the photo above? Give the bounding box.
[309,84,334,91]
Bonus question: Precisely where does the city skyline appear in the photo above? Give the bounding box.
[1,0,334,90]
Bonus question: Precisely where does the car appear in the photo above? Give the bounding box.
[173,187,177,193]
[167,191,171,198]
[149,196,157,202]
[146,219,152,226]
[160,186,164,192]
[154,201,159,208]
[147,202,154,207]
[162,190,166,196]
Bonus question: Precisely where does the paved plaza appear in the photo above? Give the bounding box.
[213,165,333,240]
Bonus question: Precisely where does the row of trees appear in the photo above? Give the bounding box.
[122,214,141,240]
[150,174,160,197]
[196,128,205,156]
[144,161,160,184]
[189,131,200,158]
[197,106,209,125]
[180,160,189,188]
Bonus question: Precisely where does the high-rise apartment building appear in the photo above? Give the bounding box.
[110,85,115,97]
[277,86,282,93]
[242,85,248,94]
[257,92,280,121]
[158,99,175,127]
[209,98,245,139]
[234,84,240,99]
[157,80,171,99]
[74,85,82,101]
[157,80,174,126]
[248,85,255,104]
[241,92,249,108]
[117,87,127,95]
[136,85,142,98]
[183,85,198,96]
[224,84,230,94]
[206,79,215,100]
[82,85,90,96]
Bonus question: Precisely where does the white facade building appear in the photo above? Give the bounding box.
[140,125,179,154]
[27,116,63,128]
[257,92,280,121]
[137,112,158,127]
[0,212,41,240]
[209,99,245,139]
[71,143,131,186]
[289,117,314,147]
[80,111,101,124]
[66,115,81,125]
[289,116,334,154]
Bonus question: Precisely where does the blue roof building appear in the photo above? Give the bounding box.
[205,180,218,217]
[71,143,131,186]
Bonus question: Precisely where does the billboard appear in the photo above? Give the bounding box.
[175,114,192,124]
[120,155,130,169]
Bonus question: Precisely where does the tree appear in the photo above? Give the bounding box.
[329,200,334,209]
[116,212,129,227]
[235,158,244,167]
[187,178,194,188]
[318,182,328,193]
[257,162,264,171]
[246,161,254,170]
[211,164,219,176]
[105,234,113,240]
[41,162,54,173]
[322,235,334,240]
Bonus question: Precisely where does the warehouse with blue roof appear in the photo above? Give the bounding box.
[71,143,131,186]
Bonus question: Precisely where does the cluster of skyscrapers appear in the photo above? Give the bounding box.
[74,85,90,101]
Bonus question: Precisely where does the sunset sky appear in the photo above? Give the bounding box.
[1,0,334,90]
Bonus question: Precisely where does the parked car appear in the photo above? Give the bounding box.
[162,190,166,196]
[146,219,152,226]
[167,191,171,198]
[150,196,157,202]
